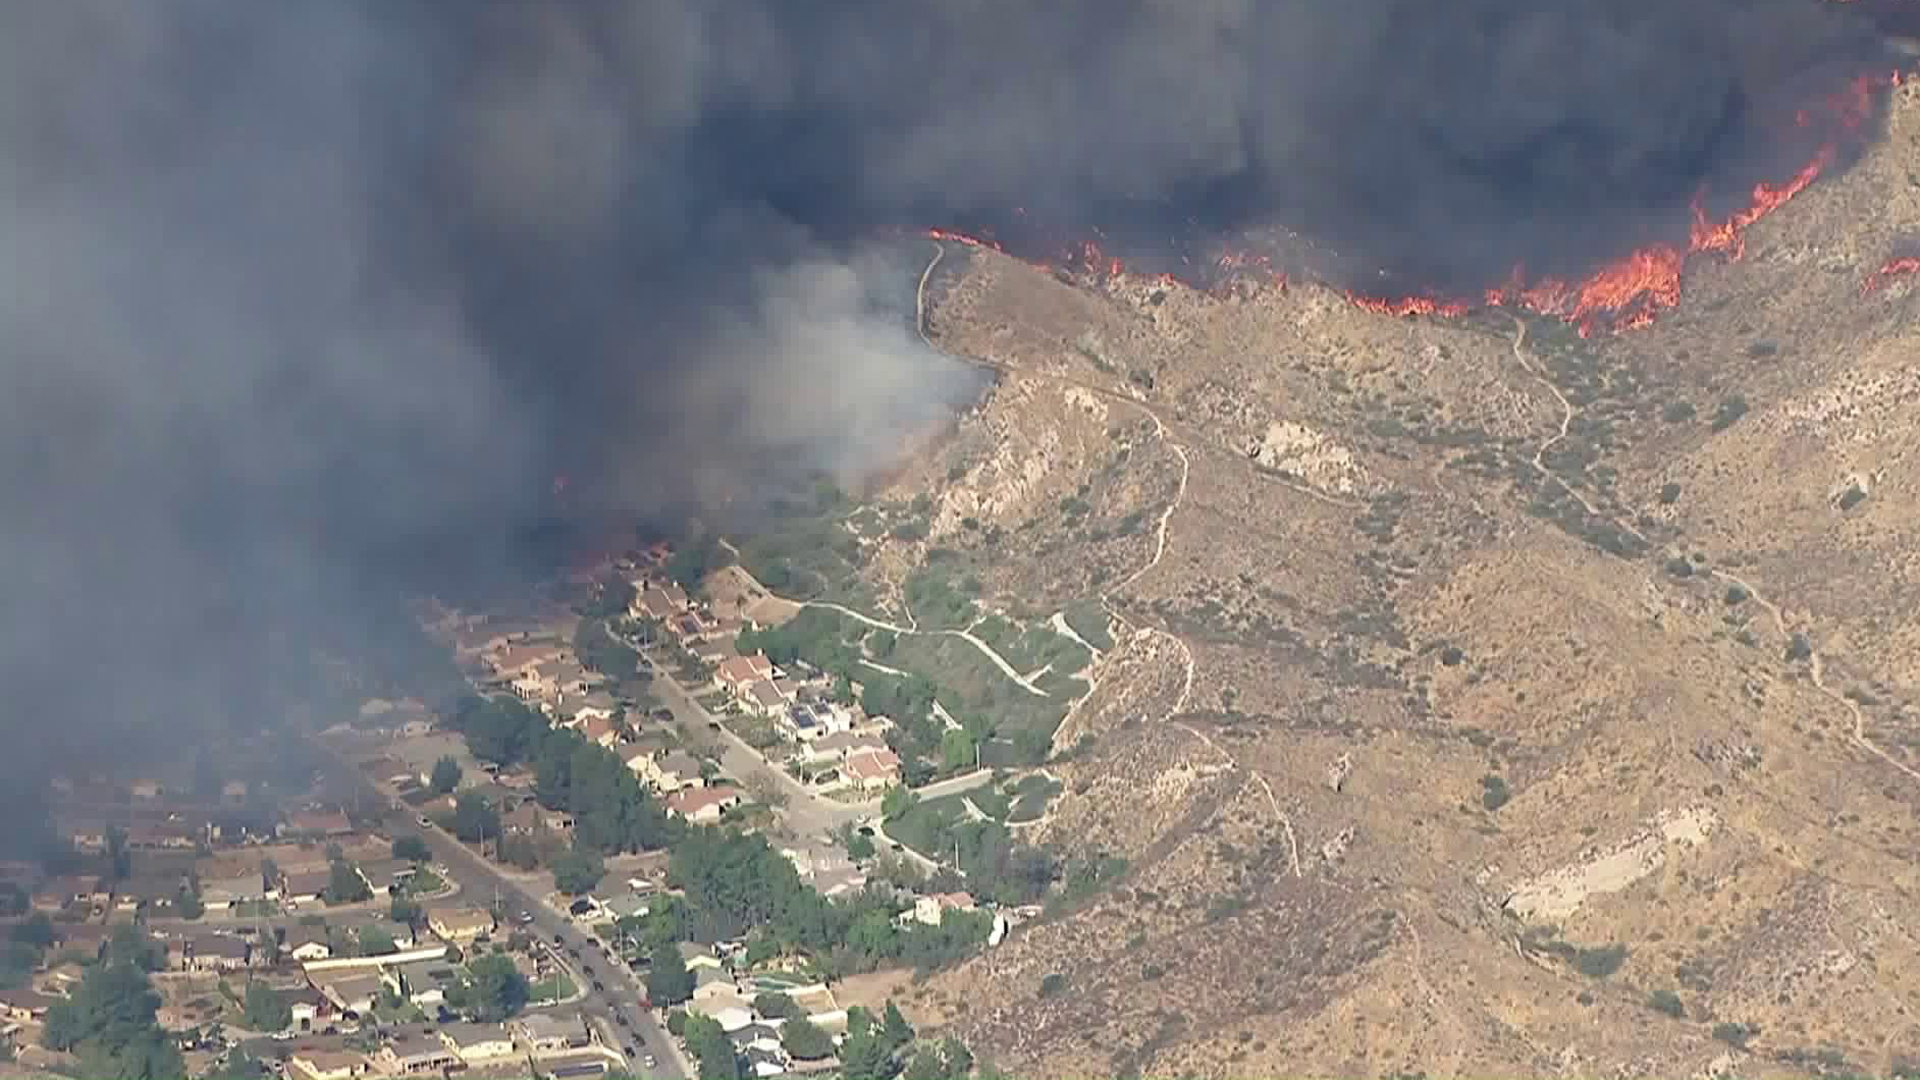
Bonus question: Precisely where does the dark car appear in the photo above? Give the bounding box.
[592,980,605,993]
[706,721,721,732]
[614,1013,629,1027]
[582,964,595,977]
[553,933,564,946]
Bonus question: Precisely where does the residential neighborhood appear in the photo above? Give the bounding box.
[0,538,1038,1080]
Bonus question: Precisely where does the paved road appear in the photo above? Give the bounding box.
[305,734,683,1080]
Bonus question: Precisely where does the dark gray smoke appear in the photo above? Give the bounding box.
[0,0,1893,816]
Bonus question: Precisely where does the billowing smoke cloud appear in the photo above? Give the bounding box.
[0,0,1895,814]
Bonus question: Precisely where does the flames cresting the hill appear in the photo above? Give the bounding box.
[930,67,1906,338]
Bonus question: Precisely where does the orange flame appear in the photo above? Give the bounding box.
[1346,70,1888,333]
[922,69,1895,335]
[1862,255,1920,294]
[926,227,1005,253]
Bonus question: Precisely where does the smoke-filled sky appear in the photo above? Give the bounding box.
[0,0,1896,806]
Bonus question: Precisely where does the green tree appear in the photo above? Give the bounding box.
[847,831,877,860]
[939,1037,974,1078]
[242,981,291,1032]
[498,832,542,871]
[452,791,501,843]
[42,960,184,1079]
[839,1009,898,1080]
[389,896,422,929]
[105,925,162,971]
[0,883,28,917]
[357,926,396,956]
[881,786,918,821]
[683,1012,741,1080]
[591,577,639,619]
[902,1037,975,1080]
[465,953,529,1021]
[848,908,898,960]
[666,536,730,591]
[552,848,606,896]
[881,1001,915,1052]
[646,941,694,1006]
[754,992,800,1020]
[392,835,431,862]
[430,755,463,794]
[781,1017,835,1061]
[11,913,56,949]
[106,826,131,881]
[1,941,42,989]
[903,1048,950,1080]
[324,861,371,904]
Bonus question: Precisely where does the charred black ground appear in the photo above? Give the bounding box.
[0,0,1902,806]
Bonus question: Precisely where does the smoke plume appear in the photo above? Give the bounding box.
[0,0,1896,813]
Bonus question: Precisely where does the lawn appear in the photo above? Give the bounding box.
[404,867,446,895]
[529,973,576,1004]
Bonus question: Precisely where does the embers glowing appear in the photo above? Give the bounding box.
[1861,256,1920,293]
[1341,293,1470,318]
[925,227,1004,253]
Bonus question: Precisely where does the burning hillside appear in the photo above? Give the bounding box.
[931,59,1907,338]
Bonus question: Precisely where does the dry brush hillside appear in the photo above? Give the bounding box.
[868,83,1920,1080]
